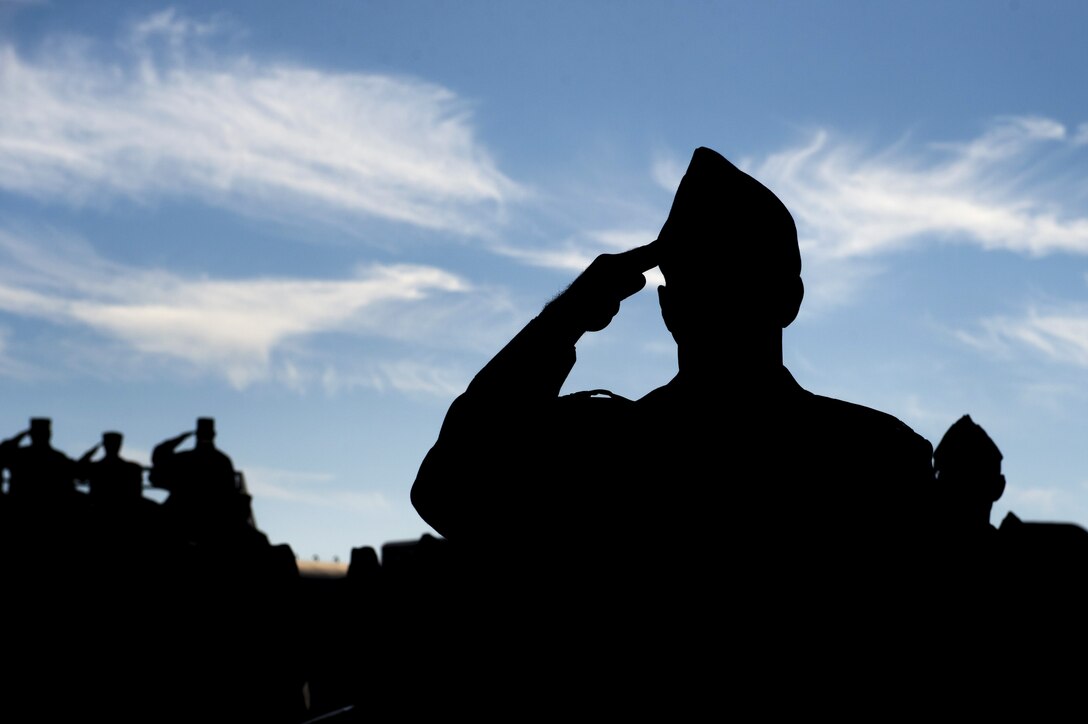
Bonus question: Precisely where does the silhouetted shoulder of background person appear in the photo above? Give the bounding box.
[411,146,937,641]
[77,431,146,504]
[0,417,79,504]
[997,489,1088,630]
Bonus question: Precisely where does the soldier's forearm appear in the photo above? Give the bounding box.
[466,314,578,402]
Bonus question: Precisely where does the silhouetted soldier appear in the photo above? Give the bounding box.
[930,414,1007,635]
[933,415,1005,538]
[932,415,1088,577]
[147,419,302,720]
[151,417,243,539]
[932,415,1088,662]
[77,431,146,505]
[410,147,937,690]
[151,417,237,498]
[0,417,79,506]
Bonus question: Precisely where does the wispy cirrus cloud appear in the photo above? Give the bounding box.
[0,227,474,389]
[492,228,665,289]
[753,116,1088,262]
[318,360,470,398]
[743,116,1088,367]
[1074,124,1088,146]
[242,466,391,512]
[0,8,523,236]
[958,305,1088,369]
[650,153,685,195]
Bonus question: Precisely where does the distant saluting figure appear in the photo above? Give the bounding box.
[150,417,238,502]
[77,431,146,505]
[0,417,79,504]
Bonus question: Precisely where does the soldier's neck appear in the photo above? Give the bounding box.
[675,335,783,387]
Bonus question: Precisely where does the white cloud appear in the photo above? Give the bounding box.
[492,241,596,274]
[493,228,664,287]
[753,118,1088,264]
[69,268,468,389]
[242,465,391,512]
[319,360,469,398]
[0,9,523,236]
[960,308,1088,368]
[651,152,685,194]
[1073,123,1088,146]
[0,228,473,389]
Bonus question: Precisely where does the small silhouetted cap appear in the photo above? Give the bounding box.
[657,146,799,283]
[196,417,216,437]
[103,431,123,445]
[29,417,51,432]
[934,414,1002,474]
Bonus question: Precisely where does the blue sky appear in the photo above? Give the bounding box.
[2,1,1087,561]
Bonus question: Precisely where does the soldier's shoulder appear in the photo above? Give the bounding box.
[555,388,638,429]
[806,393,931,449]
[559,389,635,404]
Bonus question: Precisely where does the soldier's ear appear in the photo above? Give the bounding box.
[991,473,1007,503]
[779,276,804,328]
[657,285,676,334]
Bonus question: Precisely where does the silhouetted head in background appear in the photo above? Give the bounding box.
[654,147,803,374]
[195,417,216,446]
[28,417,52,446]
[934,414,1005,529]
[102,431,123,457]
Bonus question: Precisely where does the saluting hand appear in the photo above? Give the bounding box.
[543,241,660,335]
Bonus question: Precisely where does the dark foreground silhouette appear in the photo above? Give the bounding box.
[3,149,1088,720]
[1,412,1086,720]
[413,148,936,661]
[407,147,1088,708]
[0,417,304,723]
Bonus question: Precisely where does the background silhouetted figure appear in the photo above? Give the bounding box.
[410,146,938,694]
[145,418,306,721]
[930,414,1088,665]
[929,414,1007,637]
[150,417,249,541]
[151,417,236,496]
[0,416,305,723]
[77,431,146,505]
[0,417,79,507]
[933,414,1005,537]
[74,429,170,562]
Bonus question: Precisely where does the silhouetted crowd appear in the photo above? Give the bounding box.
[4,413,1086,721]
[0,416,486,722]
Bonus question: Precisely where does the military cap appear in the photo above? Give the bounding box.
[656,146,799,283]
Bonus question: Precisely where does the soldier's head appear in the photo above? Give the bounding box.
[29,417,51,446]
[655,147,803,350]
[196,417,216,444]
[934,414,1005,527]
[102,431,123,456]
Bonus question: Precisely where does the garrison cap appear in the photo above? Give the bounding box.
[657,147,799,283]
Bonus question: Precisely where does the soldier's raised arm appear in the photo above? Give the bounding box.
[411,242,659,541]
[149,430,192,490]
